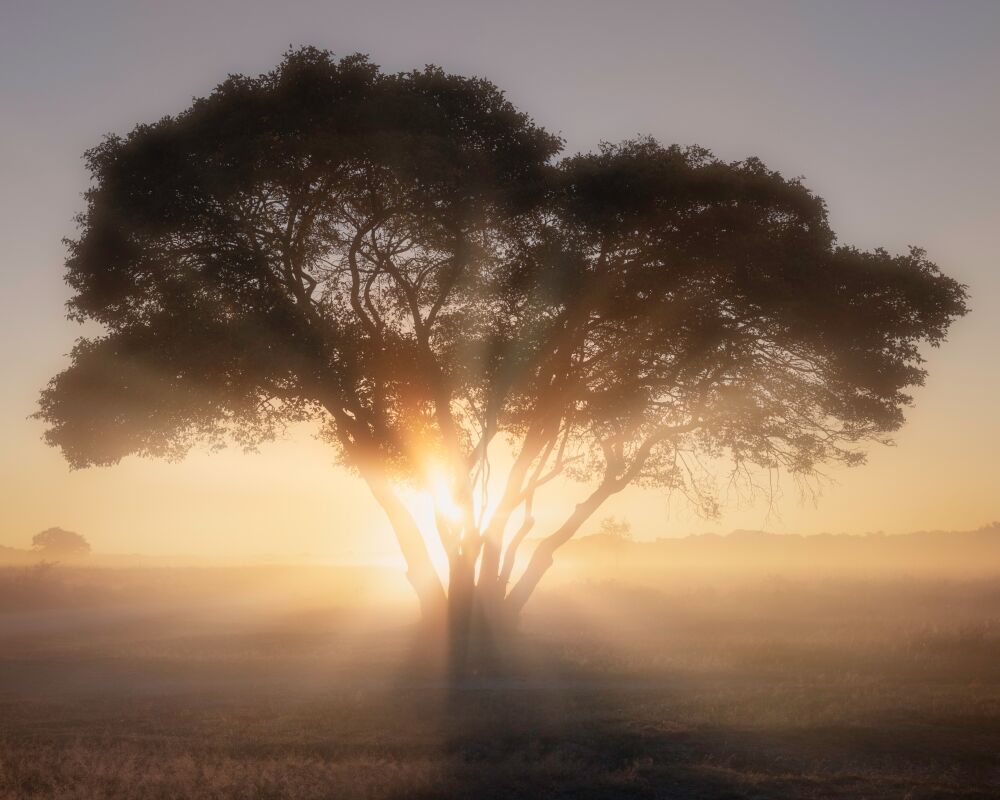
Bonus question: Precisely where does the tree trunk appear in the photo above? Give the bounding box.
[364,463,613,665]
[445,581,519,679]
[363,471,447,624]
[446,550,475,674]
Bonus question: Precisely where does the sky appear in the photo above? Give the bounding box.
[1,0,998,561]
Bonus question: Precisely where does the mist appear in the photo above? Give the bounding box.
[2,527,998,797]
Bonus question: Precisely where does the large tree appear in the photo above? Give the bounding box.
[38,48,967,642]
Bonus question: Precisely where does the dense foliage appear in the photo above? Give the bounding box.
[38,48,968,621]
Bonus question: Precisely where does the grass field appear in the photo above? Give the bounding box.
[1,565,999,798]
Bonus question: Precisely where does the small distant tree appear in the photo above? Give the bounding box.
[598,517,632,542]
[36,49,968,649]
[32,527,91,560]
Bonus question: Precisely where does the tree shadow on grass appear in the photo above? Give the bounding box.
[387,635,755,800]
[388,633,1000,800]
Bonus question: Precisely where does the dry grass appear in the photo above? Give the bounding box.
[1,568,999,798]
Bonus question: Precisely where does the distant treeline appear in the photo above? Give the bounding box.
[2,524,999,576]
[0,546,39,566]
[551,523,1000,579]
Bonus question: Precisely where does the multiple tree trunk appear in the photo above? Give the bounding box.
[360,456,625,663]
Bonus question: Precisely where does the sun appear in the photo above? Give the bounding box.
[397,466,463,581]
[397,463,505,582]
[429,470,464,525]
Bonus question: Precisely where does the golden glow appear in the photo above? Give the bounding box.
[395,465,467,582]
[428,468,463,525]
[396,488,447,580]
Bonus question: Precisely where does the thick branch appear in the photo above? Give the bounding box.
[505,480,617,616]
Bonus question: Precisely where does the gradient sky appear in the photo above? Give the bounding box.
[1,0,997,560]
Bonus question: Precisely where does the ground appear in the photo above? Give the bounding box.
[0,567,998,798]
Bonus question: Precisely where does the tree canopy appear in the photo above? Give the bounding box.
[32,527,91,559]
[38,48,968,623]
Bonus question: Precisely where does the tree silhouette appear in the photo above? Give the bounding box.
[37,48,968,640]
[32,527,91,560]
[598,517,632,542]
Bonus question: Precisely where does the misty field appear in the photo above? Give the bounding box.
[1,562,999,799]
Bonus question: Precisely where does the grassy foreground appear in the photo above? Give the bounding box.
[1,566,999,798]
